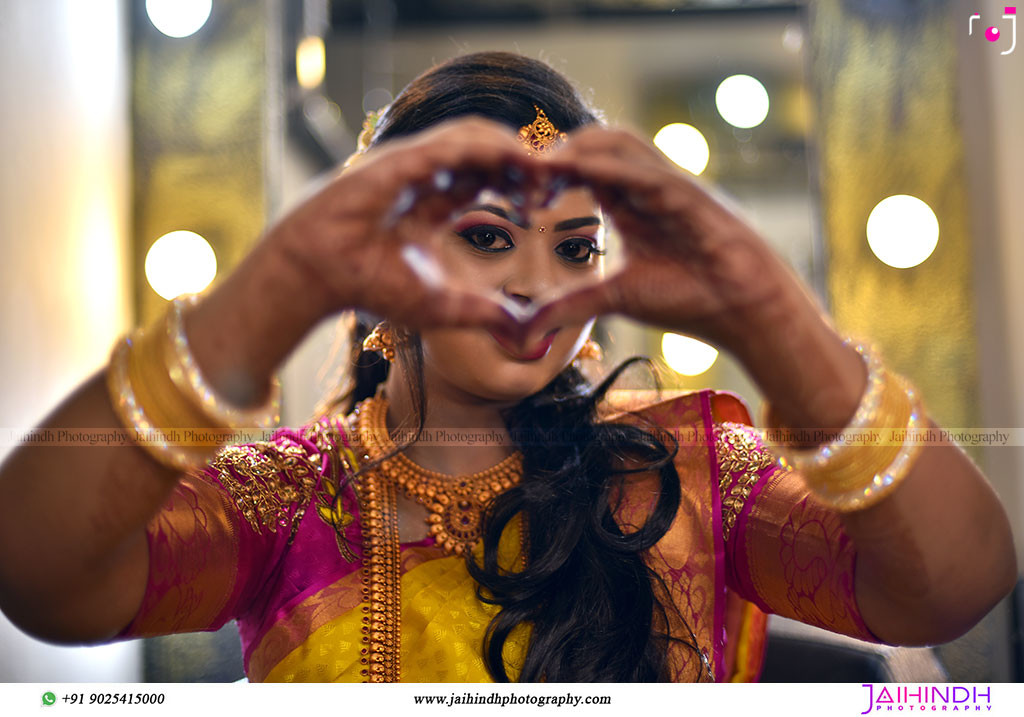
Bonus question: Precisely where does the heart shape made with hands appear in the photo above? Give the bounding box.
[388,173,629,347]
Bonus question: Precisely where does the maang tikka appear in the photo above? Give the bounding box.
[517,105,567,156]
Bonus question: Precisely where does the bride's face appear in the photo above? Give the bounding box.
[416,187,605,403]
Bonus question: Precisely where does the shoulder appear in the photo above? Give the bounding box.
[598,388,775,472]
[598,388,754,428]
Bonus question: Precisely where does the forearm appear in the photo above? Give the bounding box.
[715,270,866,434]
[726,278,1015,644]
[185,235,333,406]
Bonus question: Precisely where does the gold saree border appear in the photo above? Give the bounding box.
[604,391,720,681]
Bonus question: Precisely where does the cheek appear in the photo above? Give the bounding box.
[435,236,506,288]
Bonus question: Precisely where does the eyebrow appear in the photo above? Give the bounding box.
[463,204,602,233]
[553,216,601,232]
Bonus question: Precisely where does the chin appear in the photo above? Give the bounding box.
[466,365,563,403]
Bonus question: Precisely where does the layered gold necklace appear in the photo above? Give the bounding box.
[347,391,523,682]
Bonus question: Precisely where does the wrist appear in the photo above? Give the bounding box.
[186,240,328,407]
[725,282,867,432]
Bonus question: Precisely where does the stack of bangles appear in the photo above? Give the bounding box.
[106,295,281,472]
[764,341,927,512]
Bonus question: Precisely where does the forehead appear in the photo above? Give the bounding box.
[474,186,601,223]
[541,187,600,220]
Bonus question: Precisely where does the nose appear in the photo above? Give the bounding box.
[499,242,558,307]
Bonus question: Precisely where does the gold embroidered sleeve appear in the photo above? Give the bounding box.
[116,430,326,639]
[714,422,776,542]
[714,422,883,642]
[206,439,319,538]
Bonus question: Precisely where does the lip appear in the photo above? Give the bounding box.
[488,328,559,361]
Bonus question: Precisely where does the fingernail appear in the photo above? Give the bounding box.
[432,169,453,192]
[384,187,417,227]
[505,205,528,228]
[494,293,537,324]
[400,244,444,288]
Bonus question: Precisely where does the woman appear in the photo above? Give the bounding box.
[0,52,1014,683]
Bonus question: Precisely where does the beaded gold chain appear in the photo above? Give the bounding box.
[348,392,523,682]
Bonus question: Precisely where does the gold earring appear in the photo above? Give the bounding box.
[363,321,397,362]
[573,337,603,362]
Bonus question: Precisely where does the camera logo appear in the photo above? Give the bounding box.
[970,7,1017,55]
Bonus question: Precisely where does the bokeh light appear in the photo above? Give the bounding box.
[866,195,940,268]
[145,0,212,39]
[715,74,770,129]
[296,35,326,89]
[145,231,217,299]
[661,333,719,377]
[653,123,710,175]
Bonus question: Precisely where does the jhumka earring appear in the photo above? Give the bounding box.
[573,337,603,363]
[362,321,398,362]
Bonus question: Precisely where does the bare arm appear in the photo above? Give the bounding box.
[532,126,1017,644]
[0,118,542,644]
[0,238,320,644]
[731,286,1016,645]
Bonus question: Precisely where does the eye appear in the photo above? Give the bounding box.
[457,225,514,253]
[556,238,606,264]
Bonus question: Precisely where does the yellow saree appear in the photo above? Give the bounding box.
[116,389,880,682]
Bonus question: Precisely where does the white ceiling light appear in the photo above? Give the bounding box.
[661,333,719,377]
[866,195,940,268]
[653,123,710,175]
[716,74,770,129]
[146,0,212,39]
[145,231,218,299]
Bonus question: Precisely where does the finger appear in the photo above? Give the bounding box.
[524,275,626,339]
[545,153,724,241]
[382,120,537,195]
[334,120,538,226]
[557,126,668,169]
[393,285,524,333]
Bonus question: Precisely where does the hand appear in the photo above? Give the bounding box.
[524,126,802,353]
[515,126,868,433]
[267,117,544,332]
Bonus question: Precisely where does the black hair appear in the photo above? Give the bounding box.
[334,52,704,681]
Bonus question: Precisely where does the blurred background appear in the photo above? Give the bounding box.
[1,0,1021,682]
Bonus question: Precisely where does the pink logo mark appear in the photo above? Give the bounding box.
[970,7,1018,54]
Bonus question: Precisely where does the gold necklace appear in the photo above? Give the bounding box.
[355,392,523,556]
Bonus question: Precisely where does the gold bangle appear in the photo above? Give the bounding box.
[106,297,282,472]
[802,374,926,511]
[107,335,216,471]
[772,340,887,469]
[765,340,928,512]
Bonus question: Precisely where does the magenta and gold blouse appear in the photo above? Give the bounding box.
[115,390,882,682]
